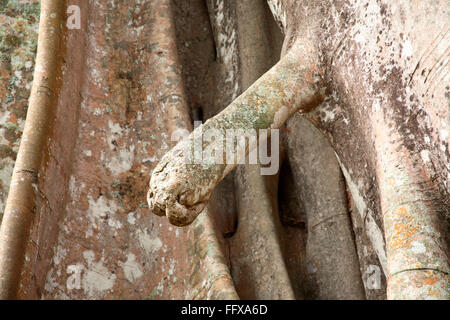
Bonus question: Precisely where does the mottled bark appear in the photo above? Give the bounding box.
[0,0,41,220]
[149,0,449,299]
[148,39,325,226]
[272,0,449,299]
[0,0,446,300]
[286,115,365,299]
[0,0,240,300]
[142,0,238,300]
[0,0,64,299]
[228,0,295,300]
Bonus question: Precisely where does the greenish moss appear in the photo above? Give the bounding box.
[0,144,14,158]
[3,93,13,103]
[112,179,120,188]
[138,201,148,208]
[0,52,10,62]
[144,287,158,300]
[0,0,8,12]
[0,0,39,108]
[4,122,17,132]
[3,33,19,47]
[8,74,17,88]
[0,0,40,20]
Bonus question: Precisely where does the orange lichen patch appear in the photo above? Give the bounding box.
[387,176,396,186]
[7,114,18,126]
[393,276,405,284]
[388,270,448,299]
[388,207,419,249]
[428,288,442,297]
[395,207,407,216]
[304,70,314,83]
[423,274,439,286]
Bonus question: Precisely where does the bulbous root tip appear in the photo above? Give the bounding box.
[146,44,322,227]
[147,187,207,226]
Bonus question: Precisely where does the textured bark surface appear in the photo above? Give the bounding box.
[229,0,295,300]
[0,0,41,219]
[0,0,448,300]
[0,0,64,298]
[149,0,449,299]
[148,38,325,226]
[272,0,449,299]
[286,114,365,299]
[2,0,240,300]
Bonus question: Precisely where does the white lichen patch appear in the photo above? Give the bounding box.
[68,175,86,199]
[420,150,430,163]
[440,129,448,141]
[323,108,337,122]
[142,156,158,163]
[401,40,413,59]
[119,253,143,283]
[411,241,426,254]
[44,268,67,299]
[102,121,135,175]
[0,157,15,213]
[127,212,136,225]
[88,195,116,219]
[107,120,123,137]
[137,228,162,255]
[86,195,122,233]
[79,250,116,297]
[167,259,177,276]
[44,240,72,298]
[105,147,135,176]
[83,149,92,157]
[338,156,388,275]
[53,245,68,266]
[107,218,122,229]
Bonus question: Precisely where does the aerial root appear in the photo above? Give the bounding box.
[148,40,324,226]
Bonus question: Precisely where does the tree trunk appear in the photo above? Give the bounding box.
[0,0,447,300]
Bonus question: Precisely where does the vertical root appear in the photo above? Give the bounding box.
[148,40,324,226]
[146,0,239,299]
[374,123,449,299]
[0,0,65,299]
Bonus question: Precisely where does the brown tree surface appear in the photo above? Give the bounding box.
[0,0,448,300]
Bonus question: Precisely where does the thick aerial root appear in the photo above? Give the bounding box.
[145,0,192,137]
[0,1,64,299]
[287,115,365,299]
[230,165,296,299]
[145,0,238,299]
[188,210,239,299]
[148,41,324,226]
[374,120,449,299]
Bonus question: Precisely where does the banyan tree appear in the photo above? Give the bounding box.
[0,0,448,300]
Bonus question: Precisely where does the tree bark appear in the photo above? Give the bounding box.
[0,0,64,299]
[0,0,446,300]
[271,0,449,299]
[149,0,449,299]
[148,38,325,226]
